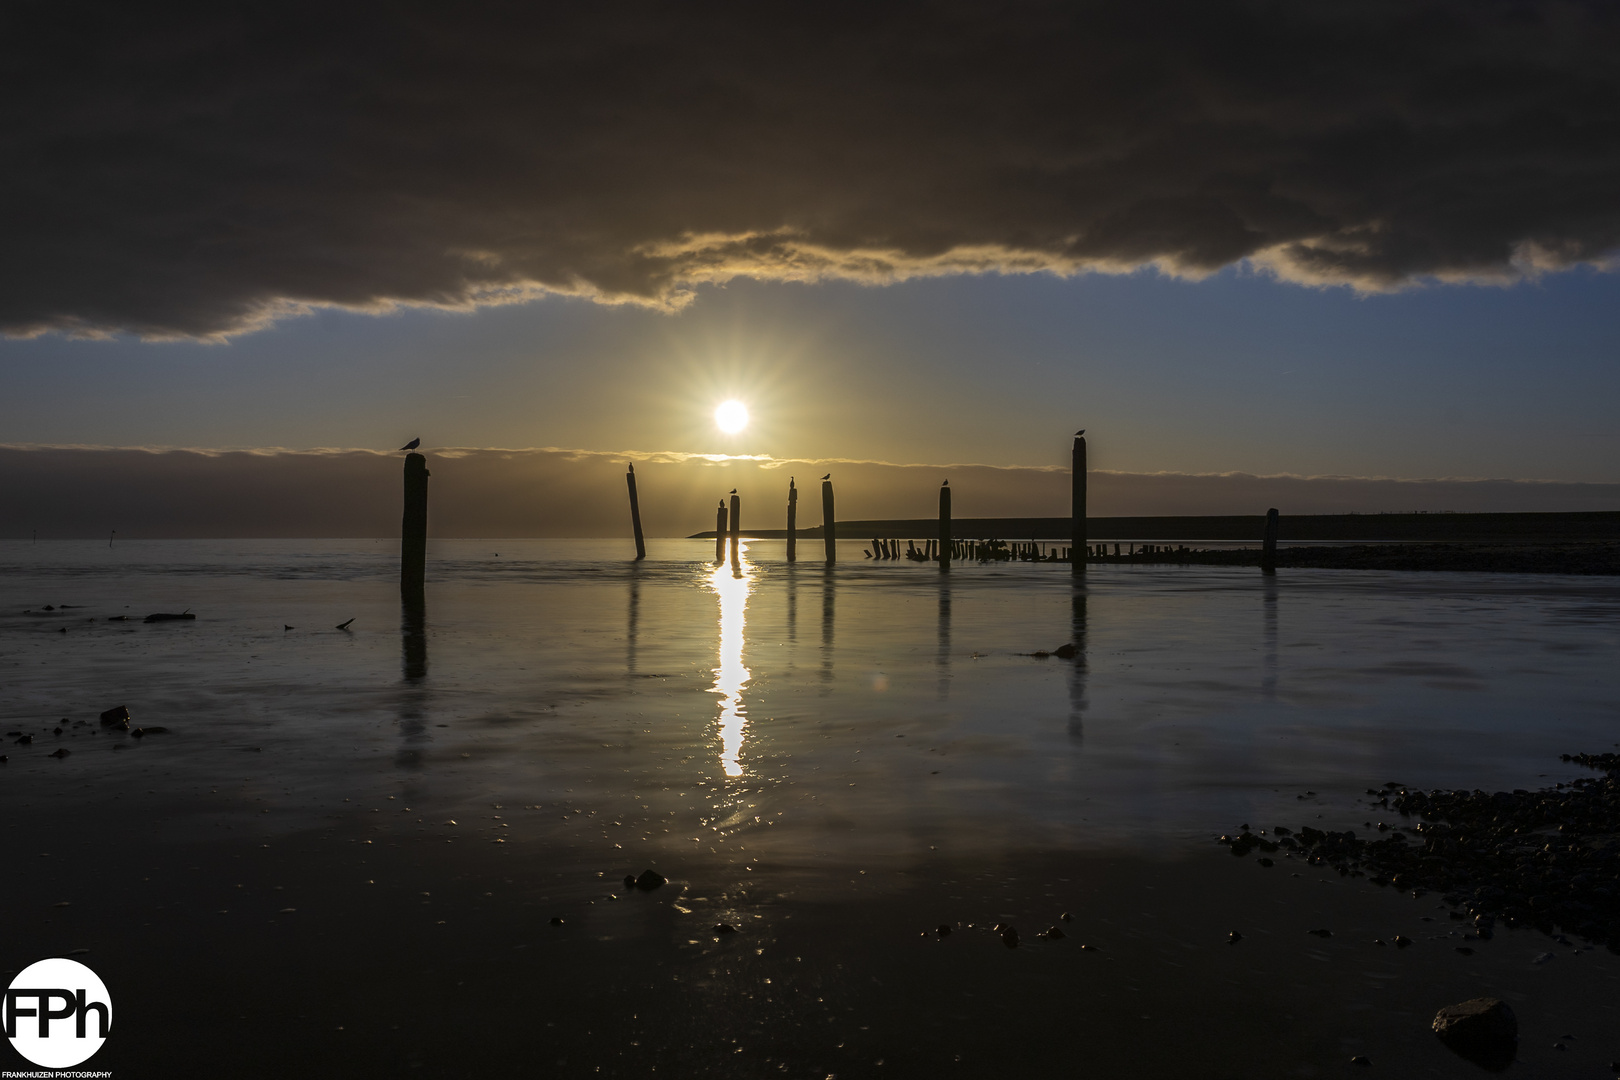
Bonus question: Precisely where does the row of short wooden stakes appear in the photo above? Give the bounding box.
[400,434,1283,593]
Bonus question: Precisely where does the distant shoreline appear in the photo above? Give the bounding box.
[690,510,1620,544]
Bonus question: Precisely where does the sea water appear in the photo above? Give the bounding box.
[4,537,1618,861]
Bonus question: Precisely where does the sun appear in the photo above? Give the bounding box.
[714,400,750,434]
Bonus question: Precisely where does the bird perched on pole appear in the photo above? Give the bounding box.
[821,473,830,480]
[400,437,421,451]
[1075,430,1085,437]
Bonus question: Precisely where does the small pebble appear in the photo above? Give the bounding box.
[713,922,738,934]
[1350,1056,1371,1066]
[935,924,952,936]
[1307,928,1332,938]
[1394,935,1412,948]
[1228,931,1243,944]
[549,917,564,926]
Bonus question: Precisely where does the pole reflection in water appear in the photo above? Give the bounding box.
[1067,586,1087,741]
[398,592,429,769]
[627,568,641,676]
[820,566,835,691]
[708,542,754,779]
[936,579,952,699]
[1262,573,1278,700]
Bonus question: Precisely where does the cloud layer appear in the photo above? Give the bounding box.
[3,2,1619,338]
[3,446,1615,539]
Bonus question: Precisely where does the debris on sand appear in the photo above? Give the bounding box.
[336,618,355,630]
[1221,753,1620,947]
[144,611,195,623]
[131,727,170,738]
[1432,997,1517,1070]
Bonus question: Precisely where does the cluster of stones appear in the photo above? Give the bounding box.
[1218,754,1620,950]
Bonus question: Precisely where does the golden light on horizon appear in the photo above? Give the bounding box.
[714,399,750,434]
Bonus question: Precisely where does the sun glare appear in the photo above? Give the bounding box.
[715,399,750,434]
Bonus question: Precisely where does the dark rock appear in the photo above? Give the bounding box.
[1455,946,1474,955]
[713,922,738,934]
[1257,857,1274,867]
[107,616,128,621]
[99,706,131,727]
[549,917,564,926]
[623,875,637,889]
[1394,935,1412,948]
[936,924,952,936]
[0,755,8,763]
[53,727,62,735]
[1040,926,1065,939]
[1307,928,1332,938]
[132,726,169,736]
[1350,1056,1371,1066]
[49,748,69,758]
[1000,926,1019,948]
[14,735,32,745]
[1228,931,1243,944]
[1433,997,1517,1071]
[1053,643,1077,659]
[1059,912,1072,922]
[144,612,195,623]
[634,869,667,891]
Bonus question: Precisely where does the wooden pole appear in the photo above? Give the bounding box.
[786,478,798,563]
[1071,432,1087,575]
[821,477,836,564]
[1262,507,1279,572]
[729,491,741,568]
[401,452,428,596]
[626,464,646,561]
[938,481,951,572]
[715,501,727,563]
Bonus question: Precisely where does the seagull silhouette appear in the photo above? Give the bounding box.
[821,473,830,480]
[400,437,420,451]
[1074,430,1085,437]
[730,488,737,494]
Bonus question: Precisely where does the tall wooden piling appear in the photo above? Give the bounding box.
[938,481,951,572]
[1262,507,1279,572]
[821,477,836,564]
[401,452,429,596]
[1071,432,1087,575]
[626,463,646,561]
[786,478,798,563]
[715,501,728,563]
[729,492,742,568]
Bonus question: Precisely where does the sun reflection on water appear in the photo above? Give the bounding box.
[708,543,753,778]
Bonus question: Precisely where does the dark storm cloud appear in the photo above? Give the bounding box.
[3,446,1614,538]
[3,1,1618,338]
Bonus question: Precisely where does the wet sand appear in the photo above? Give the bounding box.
[4,539,1620,1076]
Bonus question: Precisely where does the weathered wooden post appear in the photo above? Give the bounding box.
[821,476,836,564]
[626,463,646,561]
[938,481,951,572]
[786,478,798,563]
[401,452,428,596]
[715,500,727,563]
[1071,431,1087,575]
[1262,507,1279,572]
[729,491,741,568]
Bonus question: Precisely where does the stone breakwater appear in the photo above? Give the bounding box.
[1220,753,1620,949]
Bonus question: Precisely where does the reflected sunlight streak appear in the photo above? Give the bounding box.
[708,543,753,778]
